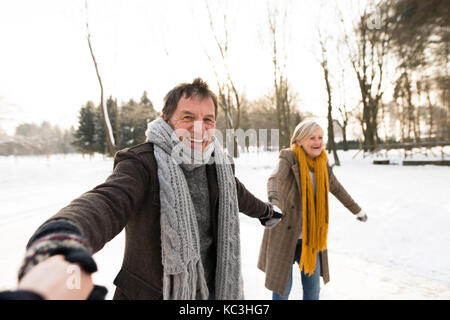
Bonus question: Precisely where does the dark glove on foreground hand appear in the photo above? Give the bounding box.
[259,203,283,229]
[19,220,107,300]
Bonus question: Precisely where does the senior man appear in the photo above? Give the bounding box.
[18,78,282,300]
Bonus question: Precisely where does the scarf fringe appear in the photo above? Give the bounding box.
[163,259,209,300]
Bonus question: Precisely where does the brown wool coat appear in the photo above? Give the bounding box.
[257,148,361,295]
[41,142,267,299]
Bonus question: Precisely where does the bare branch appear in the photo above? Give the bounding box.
[84,0,116,155]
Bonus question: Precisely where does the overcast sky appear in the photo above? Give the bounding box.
[0,0,369,135]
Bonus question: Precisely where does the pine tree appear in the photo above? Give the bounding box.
[140,91,154,110]
[93,96,119,153]
[93,105,106,153]
[72,101,97,154]
[119,92,158,148]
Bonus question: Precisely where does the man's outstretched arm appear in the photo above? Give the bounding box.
[18,148,152,294]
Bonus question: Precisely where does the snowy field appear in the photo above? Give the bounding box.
[0,148,449,300]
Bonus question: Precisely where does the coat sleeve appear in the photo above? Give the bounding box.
[267,153,293,214]
[328,165,361,215]
[228,155,267,218]
[234,177,267,218]
[41,149,151,253]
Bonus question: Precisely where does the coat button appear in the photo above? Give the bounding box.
[287,226,291,230]
[291,205,295,209]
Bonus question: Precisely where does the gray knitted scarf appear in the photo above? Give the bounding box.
[145,118,244,300]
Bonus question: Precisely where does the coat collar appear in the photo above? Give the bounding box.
[291,162,302,198]
[280,148,302,197]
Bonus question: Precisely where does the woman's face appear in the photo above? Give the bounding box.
[300,129,324,159]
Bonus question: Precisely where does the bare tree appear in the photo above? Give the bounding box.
[390,0,450,141]
[423,80,434,141]
[204,0,242,157]
[334,31,354,151]
[339,1,392,151]
[85,0,116,156]
[317,30,340,165]
[267,2,296,149]
[335,104,351,151]
[335,66,352,151]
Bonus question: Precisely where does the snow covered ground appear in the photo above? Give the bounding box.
[0,148,449,299]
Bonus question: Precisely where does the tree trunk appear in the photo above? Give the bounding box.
[85,2,115,156]
[342,126,348,151]
[114,98,120,149]
[426,86,433,141]
[319,34,340,165]
[205,1,242,157]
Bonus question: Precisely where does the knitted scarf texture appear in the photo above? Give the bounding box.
[145,118,244,300]
[291,145,329,277]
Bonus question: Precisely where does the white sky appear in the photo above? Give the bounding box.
[0,0,369,136]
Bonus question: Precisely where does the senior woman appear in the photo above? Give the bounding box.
[257,120,368,300]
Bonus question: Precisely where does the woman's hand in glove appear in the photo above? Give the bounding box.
[356,210,368,222]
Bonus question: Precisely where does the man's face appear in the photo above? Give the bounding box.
[163,94,216,152]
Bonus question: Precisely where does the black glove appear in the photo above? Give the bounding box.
[87,285,108,300]
[259,203,283,229]
[53,247,98,273]
[20,219,108,300]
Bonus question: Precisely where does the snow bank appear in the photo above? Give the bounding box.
[0,149,449,299]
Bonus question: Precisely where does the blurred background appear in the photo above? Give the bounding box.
[0,0,448,157]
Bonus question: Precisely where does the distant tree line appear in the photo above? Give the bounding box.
[2,0,447,158]
[309,0,449,164]
[202,0,448,162]
[72,91,159,154]
[0,88,308,156]
[73,89,306,156]
[338,0,449,151]
[386,0,449,144]
[0,121,74,156]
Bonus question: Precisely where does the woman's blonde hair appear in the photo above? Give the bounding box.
[290,120,323,146]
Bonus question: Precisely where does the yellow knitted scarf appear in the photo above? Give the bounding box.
[291,145,329,276]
